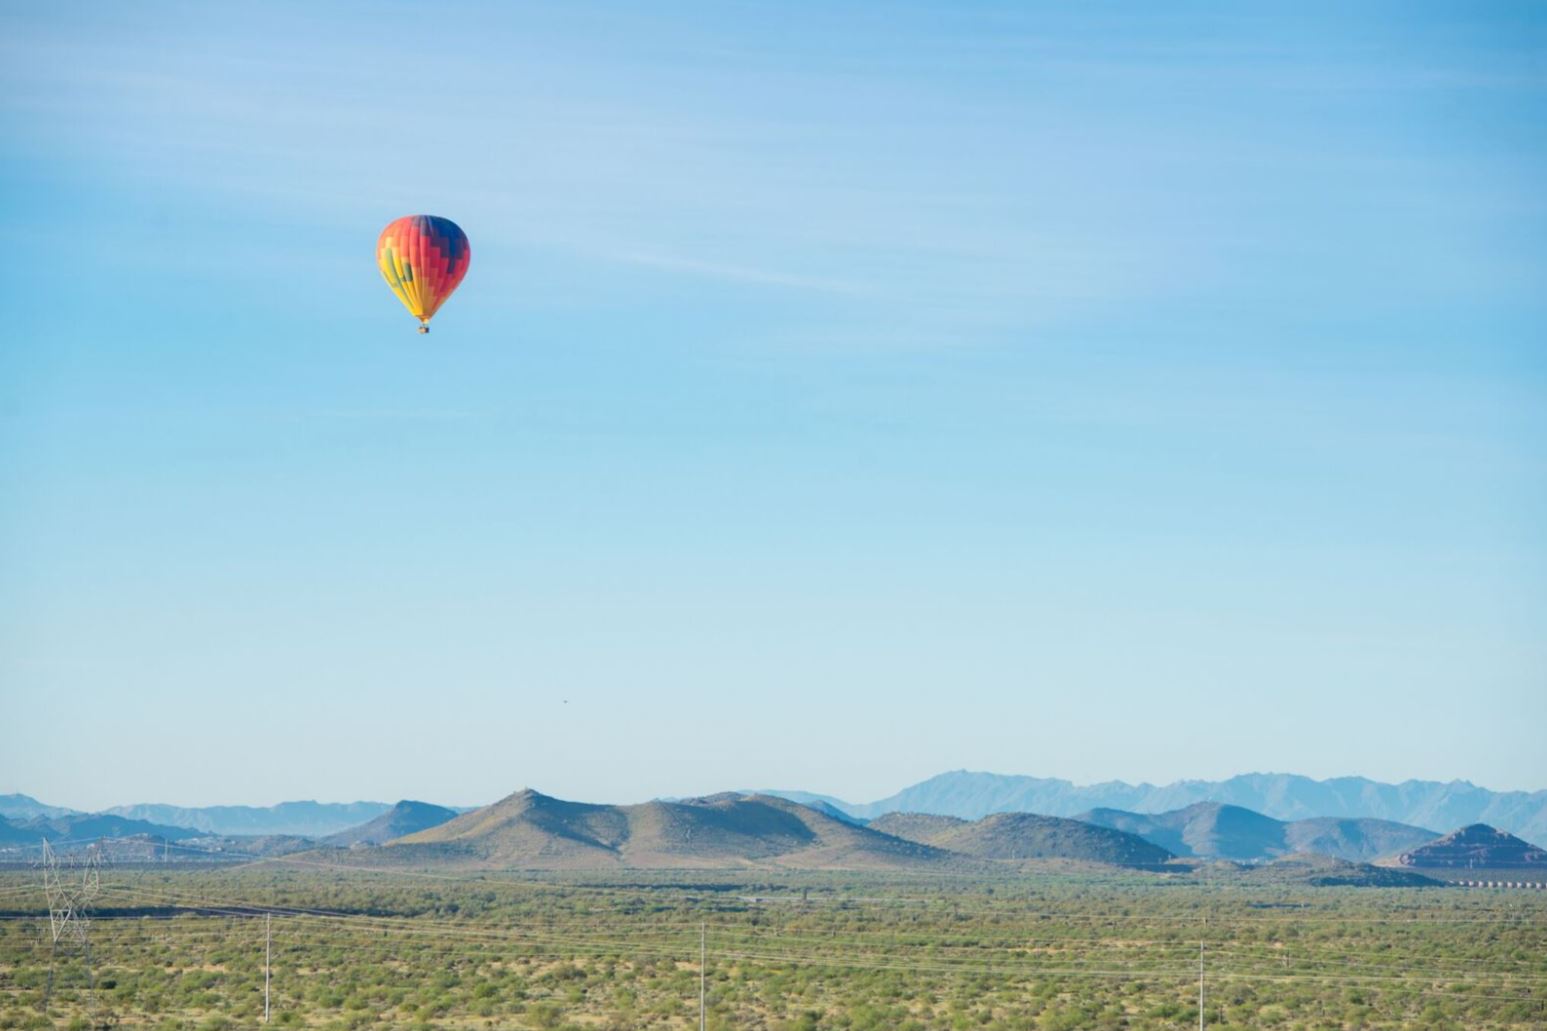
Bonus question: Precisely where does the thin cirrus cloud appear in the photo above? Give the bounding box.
[0,13,1247,328]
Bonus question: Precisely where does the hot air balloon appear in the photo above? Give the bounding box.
[376,215,470,333]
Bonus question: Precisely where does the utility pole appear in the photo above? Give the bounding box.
[699,921,706,1031]
[1198,941,1204,1031]
[264,912,272,1024]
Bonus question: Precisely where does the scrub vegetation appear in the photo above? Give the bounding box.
[0,865,1542,1030]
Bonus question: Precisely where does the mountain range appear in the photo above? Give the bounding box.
[7,786,1538,880]
[768,771,1547,843]
[0,794,397,837]
[1077,803,1437,862]
[6,770,1544,861]
[0,811,204,847]
[292,792,1463,881]
[377,790,953,870]
[102,800,395,837]
[364,789,1210,871]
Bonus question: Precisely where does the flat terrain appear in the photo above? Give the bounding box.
[0,861,1543,1030]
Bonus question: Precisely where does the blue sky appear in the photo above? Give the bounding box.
[2,2,1544,810]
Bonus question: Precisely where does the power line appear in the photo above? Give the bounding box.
[96,882,1547,993]
[98,879,1547,983]
[99,879,1547,984]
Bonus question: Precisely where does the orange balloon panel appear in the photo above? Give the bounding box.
[376,215,470,330]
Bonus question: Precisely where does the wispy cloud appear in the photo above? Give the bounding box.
[597,249,872,296]
[304,408,485,423]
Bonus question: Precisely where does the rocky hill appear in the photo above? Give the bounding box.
[324,800,459,847]
[1392,824,1547,869]
[870,811,1174,866]
[1237,854,1442,888]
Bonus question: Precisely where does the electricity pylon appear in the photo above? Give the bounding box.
[39,839,102,1011]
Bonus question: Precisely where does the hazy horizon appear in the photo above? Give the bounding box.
[3,3,1544,812]
[9,765,1547,816]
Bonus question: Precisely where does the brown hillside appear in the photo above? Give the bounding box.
[871,811,1173,867]
[931,812,1174,866]
[387,790,949,870]
[1392,824,1547,869]
[867,812,967,843]
[1239,853,1442,887]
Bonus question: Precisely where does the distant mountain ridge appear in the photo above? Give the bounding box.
[1078,803,1437,862]
[13,770,1546,846]
[0,811,204,848]
[104,800,394,837]
[770,772,1547,844]
[0,794,78,822]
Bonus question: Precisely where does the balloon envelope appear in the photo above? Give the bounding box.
[376,215,470,330]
